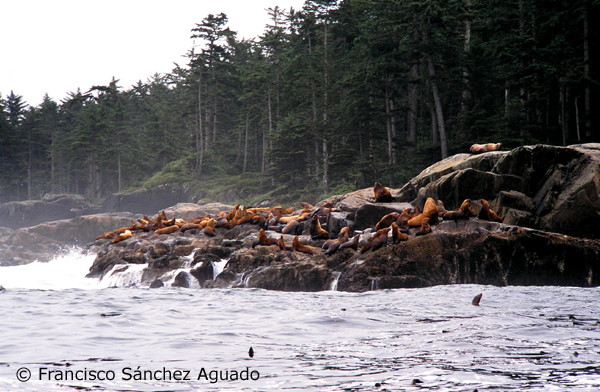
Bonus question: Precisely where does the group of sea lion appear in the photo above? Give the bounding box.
[318,182,504,256]
[96,201,338,256]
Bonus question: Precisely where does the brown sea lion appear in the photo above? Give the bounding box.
[373,181,393,202]
[310,214,330,240]
[155,225,180,235]
[111,230,132,244]
[338,234,360,251]
[226,205,240,222]
[292,235,314,255]
[478,199,503,223]
[252,229,279,248]
[300,202,314,210]
[375,212,400,231]
[391,222,409,243]
[180,223,202,233]
[415,217,432,236]
[370,227,391,251]
[442,199,474,220]
[277,236,291,251]
[407,198,439,227]
[203,219,216,236]
[282,220,299,235]
[470,143,502,154]
[324,227,350,255]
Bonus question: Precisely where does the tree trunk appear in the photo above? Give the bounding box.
[584,12,591,138]
[408,62,418,144]
[197,75,204,174]
[322,140,329,192]
[385,88,396,187]
[243,110,249,173]
[426,54,448,159]
[461,0,472,116]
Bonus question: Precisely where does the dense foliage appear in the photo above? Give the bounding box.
[1,0,599,204]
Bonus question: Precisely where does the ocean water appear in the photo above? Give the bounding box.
[0,250,599,391]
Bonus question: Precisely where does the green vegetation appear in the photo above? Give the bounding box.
[1,0,598,205]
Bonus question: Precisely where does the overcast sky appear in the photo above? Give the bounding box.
[0,0,306,106]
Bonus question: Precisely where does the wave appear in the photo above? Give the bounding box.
[0,248,101,290]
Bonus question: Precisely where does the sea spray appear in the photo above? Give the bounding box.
[0,248,99,290]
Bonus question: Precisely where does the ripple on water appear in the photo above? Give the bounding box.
[0,270,599,391]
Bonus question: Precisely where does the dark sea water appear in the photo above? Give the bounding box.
[0,250,599,391]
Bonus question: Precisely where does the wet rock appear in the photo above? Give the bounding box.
[172,271,192,288]
[150,279,164,288]
[190,261,214,287]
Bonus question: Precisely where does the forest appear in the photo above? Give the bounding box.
[1,0,598,205]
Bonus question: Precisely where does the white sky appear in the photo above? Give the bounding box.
[0,0,306,106]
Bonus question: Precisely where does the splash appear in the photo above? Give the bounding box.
[0,248,100,290]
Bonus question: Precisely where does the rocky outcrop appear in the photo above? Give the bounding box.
[0,213,135,266]
[395,144,600,239]
[85,216,600,292]
[0,194,100,230]
[3,144,600,291]
[101,184,193,214]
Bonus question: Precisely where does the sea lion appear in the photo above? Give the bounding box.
[370,227,391,251]
[472,293,483,306]
[338,234,360,251]
[252,229,279,248]
[478,199,502,223]
[155,225,179,235]
[300,202,314,210]
[203,219,216,236]
[407,198,439,227]
[277,236,291,251]
[111,229,132,244]
[324,227,350,255]
[180,223,202,233]
[282,220,299,235]
[373,181,393,202]
[470,143,502,154]
[375,212,400,231]
[310,214,330,240]
[292,235,314,255]
[226,205,240,221]
[442,199,474,220]
[391,222,408,243]
[415,217,432,236]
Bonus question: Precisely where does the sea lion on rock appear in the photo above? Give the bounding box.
[180,223,202,233]
[375,212,400,231]
[252,229,279,248]
[277,236,291,251]
[370,227,391,252]
[407,198,439,227]
[470,143,502,154]
[415,218,432,236]
[310,214,330,240]
[391,222,408,243]
[324,227,350,255]
[338,234,360,251]
[111,229,132,244]
[282,220,299,235]
[373,181,393,202]
[442,199,474,220]
[472,293,483,306]
[478,199,503,223]
[155,225,179,235]
[292,236,314,255]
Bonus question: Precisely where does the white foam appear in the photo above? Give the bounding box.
[0,249,100,290]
